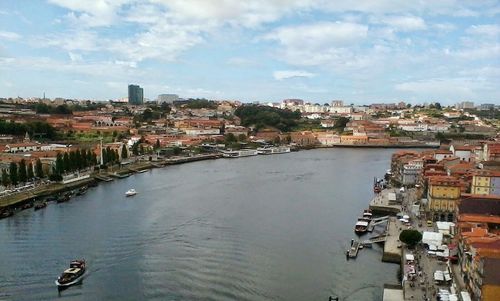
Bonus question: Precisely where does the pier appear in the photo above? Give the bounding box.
[94,175,114,182]
[369,189,401,215]
[348,240,361,258]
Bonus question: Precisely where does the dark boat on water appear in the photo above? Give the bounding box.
[56,193,71,203]
[21,202,34,210]
[0,209,14,219]
[75,187,87,196]
[34,202,47,211]
[55,259,86,289]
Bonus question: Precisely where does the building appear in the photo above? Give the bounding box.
[128,84,144,105]
[330,100,344,107]
[157,94,179,104]
[471,170,500,196]
[480,103,495,111]
[427,176,462,221]
[455,101,475,110]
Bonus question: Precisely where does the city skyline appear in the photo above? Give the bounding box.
[0,1,499,104]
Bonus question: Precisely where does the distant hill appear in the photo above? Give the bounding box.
[234,104,301,132]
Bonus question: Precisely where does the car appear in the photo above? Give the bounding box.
[427,220,433,227]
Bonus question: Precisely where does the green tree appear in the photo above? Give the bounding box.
[9,162,18,185]
[56,153,64,175]
[1,169,10,186]
[399,229,423,248]
[238,134,247,142]
[155,139,161,149]
[102,147,108,165]
[35,159,44,178]
[63,152,70,173]
[91,152,97,166]
[69,151,77,171]
[334,117,350,129]
[75,149,83,170]
[121,145,128,159]
[114,149,119,162]
[132,142,139,156]
[225,133,237,144]
[18,159,27,183]
[27,162,34,180]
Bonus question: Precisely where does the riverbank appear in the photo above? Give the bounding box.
[0,153,222,211]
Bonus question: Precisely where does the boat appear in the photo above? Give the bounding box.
[21,202,34,210]
[56,193,71,203]
[137,169,148,173]
[34,202,47,211]
[0,209,14,219]
[55,259,86,289]
[257,146,291,155]
[75,187,87,196]
[354,220,369,234]
[222,149,259,158]
[125,189,137,197]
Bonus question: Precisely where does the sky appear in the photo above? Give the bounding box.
[0,1,499,105]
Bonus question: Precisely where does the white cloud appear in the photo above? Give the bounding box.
[394,77,497,100]
[0,31,21,40]
[265,22,368,49]
[68,52,83,62]
[377,15,427,31]
[273,70,315,80]
[466,24,500,37]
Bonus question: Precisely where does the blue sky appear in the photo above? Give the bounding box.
[0,0,499,105]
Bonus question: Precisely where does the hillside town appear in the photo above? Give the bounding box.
[0,86,499,300]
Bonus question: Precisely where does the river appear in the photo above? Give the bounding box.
[0,148,399,301]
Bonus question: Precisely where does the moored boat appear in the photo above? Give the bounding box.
[21,202,34,210]
[354,220,369,234]
[125,189,137,197]
[55,259,86,289]
[75,187,87,196]
[0,209,14,219]
[34,202,47,211]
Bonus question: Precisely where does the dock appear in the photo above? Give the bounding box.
[382,217,402,263]
[94,175,114,182]
[348,240,361,258]
[369,189,401,215]
[368,216,389,232]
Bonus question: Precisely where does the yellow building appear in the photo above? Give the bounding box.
[427,176,461,221]
[471,170,500,196]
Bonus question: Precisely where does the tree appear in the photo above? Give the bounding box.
[434,102,442,110]
[56,153,64,175]
[75,149,83,170]
[1,170,10,186]
[18,159,27,183]
[101,148,108,165]
[63,152,70,173]
[155,139,161,149]
[35,159,44,178]
[225,133,237,144]
[132,142,139,156]
[114,149,119,163]
[27,162,34,180]
[399,229,422,248]
[69,151,77,171]
[9,162,18,185]
[334,117,350,129]
[238,134,247,142]
[121,145,128,159]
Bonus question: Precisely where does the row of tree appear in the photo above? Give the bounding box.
[55,149,98,175]
[1,159,44,187]
[0,120,57,140]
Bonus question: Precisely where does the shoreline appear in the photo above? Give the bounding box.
[0,144,433,213]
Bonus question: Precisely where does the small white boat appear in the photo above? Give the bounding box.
[125,189,137,197]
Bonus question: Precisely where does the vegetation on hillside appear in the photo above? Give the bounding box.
[234,104,301,132]
[0,120,58,140]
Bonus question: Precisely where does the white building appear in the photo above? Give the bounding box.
[184,128,220,136]
[157,94,179,104]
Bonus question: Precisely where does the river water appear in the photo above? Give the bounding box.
[0,148,399,301]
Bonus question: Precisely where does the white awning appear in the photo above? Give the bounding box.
[405,254,415,261]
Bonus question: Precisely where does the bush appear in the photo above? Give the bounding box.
[399,229,422,248]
